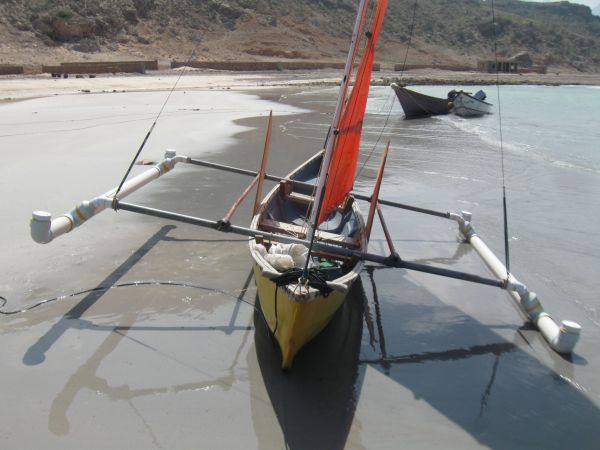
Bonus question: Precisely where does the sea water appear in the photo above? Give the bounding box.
[364,83,600,319]
[367,84,600,173]
[354,83,600,448]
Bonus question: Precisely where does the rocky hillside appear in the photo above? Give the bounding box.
[0,0,599,71]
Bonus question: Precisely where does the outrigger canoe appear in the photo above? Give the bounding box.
[248,0,387,368]
[249,152,367,368]
[28,0,580,371]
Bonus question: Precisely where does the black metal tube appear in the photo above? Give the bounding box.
[116,201,504,289]
[187,158,260,178]
[185,158,451,219]
[186,158,312,188]
[353,194,451,219]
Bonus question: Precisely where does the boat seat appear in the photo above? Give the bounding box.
[260,218,360,248]
[288,191,314,205]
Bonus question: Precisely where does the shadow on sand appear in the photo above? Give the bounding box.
[20,224,599,448]
[251,281,366,450]
[250,254,599,449]
[359,265,600,449]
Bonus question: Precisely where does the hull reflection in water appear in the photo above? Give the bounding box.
[249,281,366,450]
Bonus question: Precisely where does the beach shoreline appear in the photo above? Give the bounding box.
[1,68,599,103]
[1,78,599,449]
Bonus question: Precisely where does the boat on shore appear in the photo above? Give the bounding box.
[448,89,493,117]
[249,152,368,368]
[249,0,387,368]
[390,83,451,118]
[28,0,580,371]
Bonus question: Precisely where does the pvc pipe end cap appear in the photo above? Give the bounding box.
[32,211,51,222]
[165,149,177,159]
[561,320,581,335]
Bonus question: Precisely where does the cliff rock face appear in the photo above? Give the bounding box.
[0,0,598,71]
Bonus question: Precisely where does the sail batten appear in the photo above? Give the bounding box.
[317,0,388,225]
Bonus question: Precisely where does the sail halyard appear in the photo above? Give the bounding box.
[304,0,370,246]
[313,0,388,227]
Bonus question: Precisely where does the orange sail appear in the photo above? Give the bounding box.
[317,0,388,225]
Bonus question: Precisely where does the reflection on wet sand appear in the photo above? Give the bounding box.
[23,225,176,366]
[250,281,367,450]
[4,86,599,448]
[361,265,600,449]
[27,224,257,436]
[47,271,256,437]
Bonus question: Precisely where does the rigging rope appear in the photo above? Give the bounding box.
[271,267,333,335]
[302,0,374,277]
[112,44,201,206]
[0,280,256,316]
[491,0,511,274]
[398,0,419,80]
[357,0,418,178]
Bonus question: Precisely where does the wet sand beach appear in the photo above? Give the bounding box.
[1,67,600,104]
[1,76,599,449]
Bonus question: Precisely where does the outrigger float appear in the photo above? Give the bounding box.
[30,0,580,369]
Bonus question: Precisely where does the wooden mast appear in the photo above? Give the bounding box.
[305,0,370,245]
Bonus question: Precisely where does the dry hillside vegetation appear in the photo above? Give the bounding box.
[0,0,598,71]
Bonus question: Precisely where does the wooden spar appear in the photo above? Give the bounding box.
[252,111,273,216]
[115,200,504,288]
[377,204,397,256]
[220,176,259,226]
[219,111,272,226]
[365,141,389,240]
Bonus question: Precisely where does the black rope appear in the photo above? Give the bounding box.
[272,287,279,335]
[0,280,258,316]
[273,268,333,297]
[269,267,334,336]
[490,0,510,274]
[112,44,201,207]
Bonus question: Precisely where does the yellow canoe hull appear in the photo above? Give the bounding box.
[253,264,349,369]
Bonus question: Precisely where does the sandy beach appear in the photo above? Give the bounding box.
[1,73,599,449]
[2,67,600,103]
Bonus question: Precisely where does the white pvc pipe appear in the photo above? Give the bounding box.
[452,211,581,354]
[31,152,188,244]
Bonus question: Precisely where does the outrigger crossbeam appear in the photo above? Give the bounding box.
[30,150,581,354]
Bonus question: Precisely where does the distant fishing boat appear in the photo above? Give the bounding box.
[390,83,451,118]
[448,89,493,117]
[29,0,580,370]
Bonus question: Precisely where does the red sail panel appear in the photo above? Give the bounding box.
[317,0,388,225]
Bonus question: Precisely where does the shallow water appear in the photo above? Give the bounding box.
[1,85,599,449]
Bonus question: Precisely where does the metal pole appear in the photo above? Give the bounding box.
[185,157,453,219]
[116,200,504,289]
